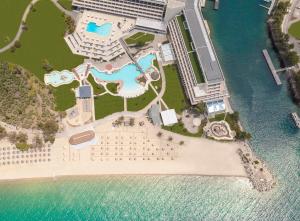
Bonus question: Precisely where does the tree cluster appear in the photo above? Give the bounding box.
[270,2,299,66]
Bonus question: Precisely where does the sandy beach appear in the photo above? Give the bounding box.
[0,117,247,181]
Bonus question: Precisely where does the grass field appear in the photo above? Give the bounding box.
[177,15,204,83]
[0,0,32,48]
[127,88,157,111]
[58,0,73,10]
[162,122,203,137]
[0,0,83,111]
[288,21,300,40]
[53,81,79,111]
[125,32,155,46]
[94,94,124,119]
[87,75,105,95]
[106,83,118,94]
[162,65,188,114]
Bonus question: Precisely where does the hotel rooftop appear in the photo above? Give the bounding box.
[168,0,228,105]
[184,0,224,84]
[65,11,135,61]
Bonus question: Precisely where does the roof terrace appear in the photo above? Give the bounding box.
[183,0,224,84]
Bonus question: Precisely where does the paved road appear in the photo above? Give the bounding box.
[282,0,299,34]
[282,0,300,57]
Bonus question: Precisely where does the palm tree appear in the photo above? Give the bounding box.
[157,132,162,137]
[179,141,184,145]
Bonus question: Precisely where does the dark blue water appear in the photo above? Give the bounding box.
[0,1,299,220]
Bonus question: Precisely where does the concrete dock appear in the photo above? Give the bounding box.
[262,49,282,85]
[214,0,219,10]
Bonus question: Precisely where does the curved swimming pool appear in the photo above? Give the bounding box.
[89,53,156,97]
[86,22,112,37]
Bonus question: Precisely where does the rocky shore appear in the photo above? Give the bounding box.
[237,143,276,192]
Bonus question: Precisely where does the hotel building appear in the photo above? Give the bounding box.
[167,0,229,107]
[72,0,168,21]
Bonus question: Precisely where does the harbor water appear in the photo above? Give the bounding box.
[0,1,299,220]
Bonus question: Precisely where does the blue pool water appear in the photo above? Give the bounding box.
[86,22,112,37]
[90,53,156,96]
[45,70,75,87]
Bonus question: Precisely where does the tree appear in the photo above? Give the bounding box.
[195,102,206,114]
[8,132,17,143]
[179,141,184,145]
[286,51,299,66]
[157,132,162,137]
[32,135,43,148]
[0,126,7,140]
[129,118,135,126]
[16,142,31,151]
[38,120,58,143]
[42,59,53,72]
[16,132,28,143]
[168,136,173,141]
[14,40,21,48]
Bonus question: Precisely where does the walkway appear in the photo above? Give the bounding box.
[0,0,39,53]
[0,0,75,54]
[50,0,76,19]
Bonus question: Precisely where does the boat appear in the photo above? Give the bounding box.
[291,112,300,128]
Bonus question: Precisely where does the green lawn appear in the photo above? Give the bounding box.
[153,59,159,70]
[94,94,124,119]
[177,15,193,51]
[127,88,157,111]
[125,32,155,46]
[53,81,79,111]
[0,0,32,48]
[0,0,83,111]
[87,75,105,95]
[162,65,188,114]
[177,15,205,83]
[189,52,205,83]
[58,0,73,10]
[162,122,203,137]
[288,21,300,40]
[106,83,118,94]
[152,78,162,93]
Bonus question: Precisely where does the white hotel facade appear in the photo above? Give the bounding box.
[67,0,229,108]
[72,0,168,21]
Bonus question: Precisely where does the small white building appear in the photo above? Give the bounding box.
[160,43,175,63]
[160,109,178,126]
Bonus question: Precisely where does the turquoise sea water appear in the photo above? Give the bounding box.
[86,22,112,37]
[0,1,299,220]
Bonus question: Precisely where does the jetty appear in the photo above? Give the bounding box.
[259,0,276,15]
[214,0,219,10]
[291,112,300,128]
[238,143,276,192]
[262,49,282,85]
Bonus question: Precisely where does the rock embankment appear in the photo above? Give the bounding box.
[238,144,276,192]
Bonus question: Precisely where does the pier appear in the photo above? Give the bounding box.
[291,112,300,128]
[258,0,276,15]
[214,0,219,10]
[262,49,282,85]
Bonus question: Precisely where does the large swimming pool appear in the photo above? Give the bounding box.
[90,53,156,97]
[86,22,112,37]
[45,70,75,87]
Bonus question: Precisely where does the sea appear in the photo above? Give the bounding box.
[0,0,299,220]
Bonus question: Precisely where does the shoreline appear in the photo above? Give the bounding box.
[0,117,248,182]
